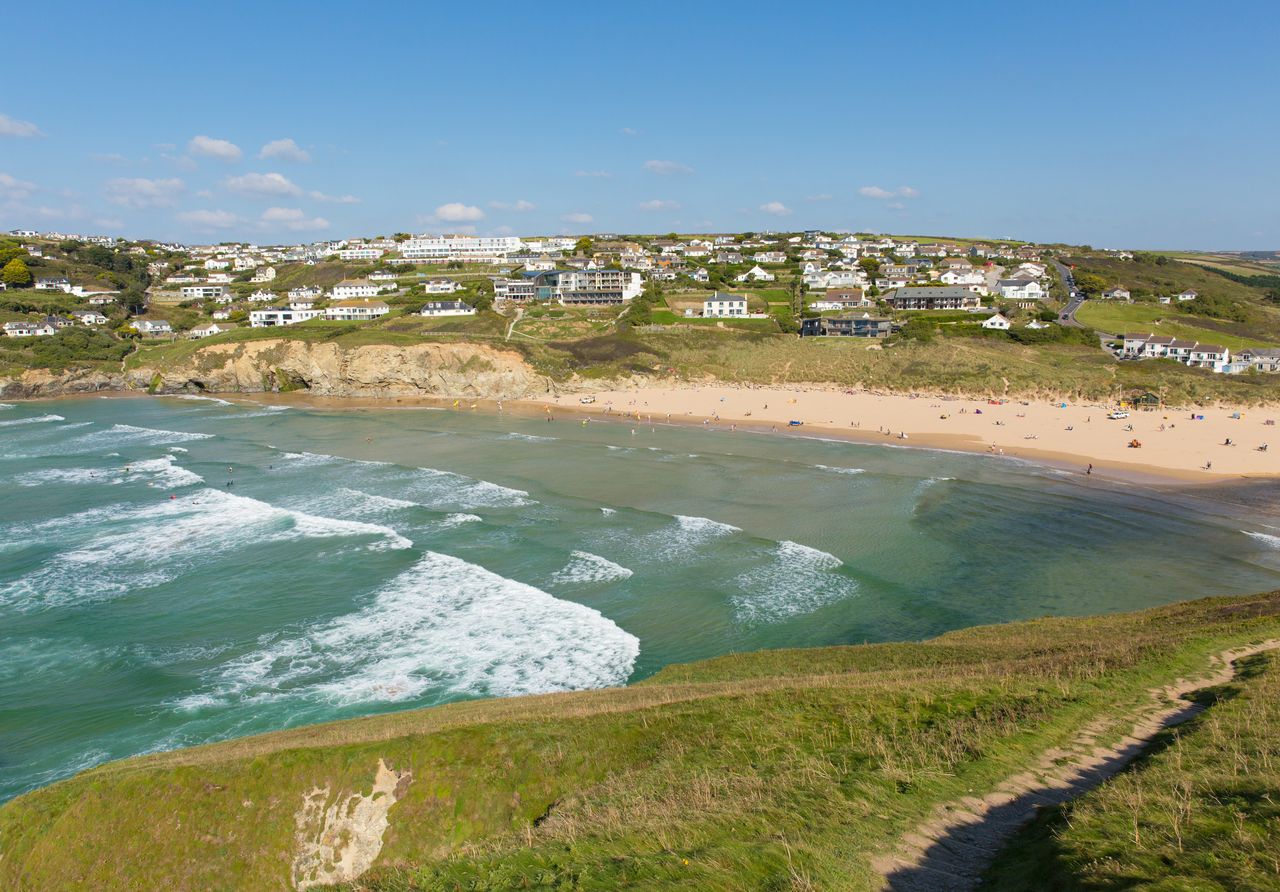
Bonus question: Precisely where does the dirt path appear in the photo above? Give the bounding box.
[873,638,1280,891]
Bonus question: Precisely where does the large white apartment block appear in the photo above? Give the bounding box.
[325,299,390,321]
[399,235,524,262]
[331,279,380,300]
[338,246,385,261]
[181,284,227,300]
[250,306,325,327]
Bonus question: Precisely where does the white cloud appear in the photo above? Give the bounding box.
[93,217,124,230]
[575,170,612,178]
[309,191,361,204]
[225,171,301,197]
[859,185,919,200]
[492,225,515,235]
[188,135,243,161]
[887,202,905,210]
[260,207,329,231]
[759,201,793,217]
[104,177,185,208]
[639,199,680,211]
[195,189,214,199]
[178,209,239,229]
[805,193,833,202]
[644,159,693,175]
[561,212,594,224]
[489,199,536,212]
[0,114,43,138]
[621,127,639,137]
[259,138,311,162]
[434,202,485,222]
[0,173,37,201]
[90,153,130,164]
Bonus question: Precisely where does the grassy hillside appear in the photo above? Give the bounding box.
[2,594,1279,891]
[988,648,1280,890]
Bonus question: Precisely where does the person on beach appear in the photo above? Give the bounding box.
[1087,464,1093,475]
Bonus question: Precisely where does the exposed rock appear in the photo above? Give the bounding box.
[1,339,562,401]
[291,759,413,891]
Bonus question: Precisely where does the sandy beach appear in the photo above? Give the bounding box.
[520,385,1280,482]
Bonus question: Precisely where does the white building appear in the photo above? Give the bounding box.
[981,313,1011,330]
[331,279,380,300]
[35,277,72,292]
[423,278,461,294]
[736,265,776,283]
[324,299,390,321]
[71,310,109,325]
[251,266,277,283]
[1102,287,1131,300]
[189,322,238,338]
[180,284,227,301]
[338,246,385,261]
[250,306,324,327]
[248,289,276,303]
[996,279,1046,301]
[399,235,523,262]
[702,293,748,317]
[420,300,475,317]
[134,319,173,336]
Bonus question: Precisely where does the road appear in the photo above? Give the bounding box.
[1052,259,1086,327]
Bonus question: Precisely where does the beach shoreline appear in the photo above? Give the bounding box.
[27,384,1280,485]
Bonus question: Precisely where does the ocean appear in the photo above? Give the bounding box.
[3,394,1280,803]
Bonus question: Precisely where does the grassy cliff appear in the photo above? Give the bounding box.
[3,594,1280,890]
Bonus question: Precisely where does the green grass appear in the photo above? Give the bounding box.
[987,649,1280,890]
[3,595,1280,891]
[1076,302,1275,350]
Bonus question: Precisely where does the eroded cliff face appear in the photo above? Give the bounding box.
[0,339,559,400]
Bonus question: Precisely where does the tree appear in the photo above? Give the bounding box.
[1074,272,1107,296]
[2,258,33,288]
[858,257,881,277]
[574,237,593,255]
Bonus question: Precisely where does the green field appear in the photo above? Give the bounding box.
[1075,302,1275,350]
[3,595,1279,890]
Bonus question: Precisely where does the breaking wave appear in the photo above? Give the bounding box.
[175,550,639,708]
[732,541,859,623]
[550,550,634,586]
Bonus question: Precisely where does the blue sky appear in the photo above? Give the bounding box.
[2,1,1277,248]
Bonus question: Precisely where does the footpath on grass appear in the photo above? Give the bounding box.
[873,638,1280,891]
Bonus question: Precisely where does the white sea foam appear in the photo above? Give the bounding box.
[13,455,203,488]
[0,413,64,427]
[815,464,866,475]
[168,446,188,453]
[1244,531,1280,549]
[550,551,634,586]
[51,423,214,454]
[176,395,234,406]
[410,466,532,509]
[0,402,13,409]
[439,513,482,528]
[676,514,741,537]
[176,551,639,709]
[503,432,557,442]
[0,489,410,612]
[600,507,617,516]
[732,540,859,623]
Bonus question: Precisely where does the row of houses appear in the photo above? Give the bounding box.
[3,310,110,337]
[248,298,475,328]
[1121,333,1232,371]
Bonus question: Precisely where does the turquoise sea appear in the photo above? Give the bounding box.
[4,395,1280,803]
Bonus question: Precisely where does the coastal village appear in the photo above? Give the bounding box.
[4,228,1279,381]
